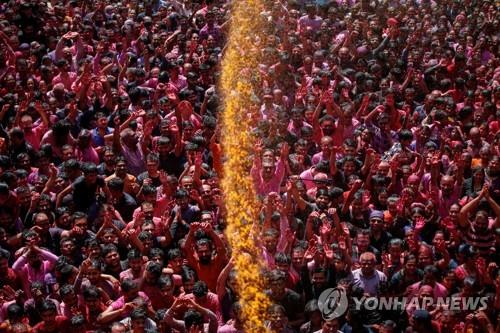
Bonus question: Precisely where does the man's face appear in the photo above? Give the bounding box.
[105,251,120,267]
[377,162,390,176]
[322,320,340,333]
[312,272,326,287]
[61,240,75,256]
[40,310,56,328]
[176,196,189,209]
[262,165,275,179]
[170,256,183,271]
[17,191,31,207]
[116,161,127,176]
[360,257,375,276]
[84,171,98,185]
[356,234,369,250]
[474,213,488,231]
[316,194,329,210]
[160,283,174,299]
[74,218,88,233]
[292,250,304,269]
[181,178,194,191]
[129,258,142,273]
[440,176,454,195]
[263,235,277,252]
[196,244,212,264]
[418,249,432,267]
[270,279,286,298]
[370,218,384,231]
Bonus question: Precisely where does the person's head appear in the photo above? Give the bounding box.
[311,267,328,288]
[369,210,384,232]
[359,252,376,276]
[417,243,433,267]
[82,163,98,185]
[108,177,124,198]
[422,265,438,286]
[411,309,433,331]
[263,229,279,253]
[268,269,287,299]
[315,188,331,210]
[59,284,77,306]
[144,261,162,284]
[175,189,189,209]
[121,128,139,148]
[440,175,455,196]
[60,237,76,257]
[192,280,209,302]
[82,285,101,311]
[442,269,457,291]
[262,158,276,180]
[195,238,213,265]
[39,300,58,328]
[167,248,183,272]
[130,308,147,332]
[158,275,174,299]
[291,246,305,270]
[181,267,197,294]
[274,252,291,273]
[469,127,481,145]
[6,303,24,323]
[268,303,288,331]
[121,279,139,301]
[102,244,120,268]
[473,210,489,232]
[321,319,340,333]
[356,229,371,251]
[417,282,434,301]
[127,249,143,273]
[184,309,204,332]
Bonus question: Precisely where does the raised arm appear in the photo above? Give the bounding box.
[458,185,488,229]
[216,257,234,301]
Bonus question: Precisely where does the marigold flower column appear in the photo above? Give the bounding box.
[220,0,270,331]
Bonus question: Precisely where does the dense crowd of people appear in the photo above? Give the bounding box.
[0,0,499,332]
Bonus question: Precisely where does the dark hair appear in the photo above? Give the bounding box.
[39,300,57,314]
[192,280,209,298]
[168,248,182,260]
[6,303,24,320]
[82,162,98,175]
[70,314,86,327]
[130,307,147,320]
[121,279,138,292]
[102,244,118,257]
[181,266,198,282]
[274,252,291,265]
[127,248,142,261]
[158,275,173,289]
[59,284,75,298]
[146,262,162,278]
[108,177,124,191]
[149,247,164,260]
[82,285,101,300]
[184,309,203,328]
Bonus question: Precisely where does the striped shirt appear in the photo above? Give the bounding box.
[463,225,495,255]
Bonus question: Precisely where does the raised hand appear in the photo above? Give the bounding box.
[280,142,289,160]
